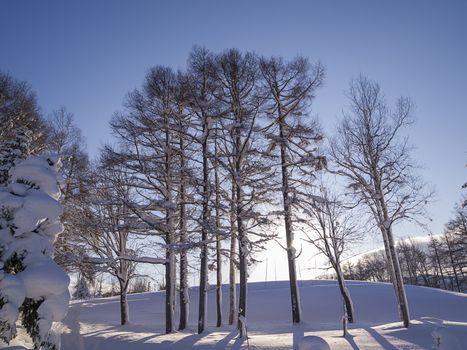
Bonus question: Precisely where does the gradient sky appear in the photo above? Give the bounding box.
[1,1,466,281]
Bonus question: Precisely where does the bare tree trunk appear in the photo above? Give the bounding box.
[178,137,189,330]
[386,227,410,327]
[279,121,301,324]
[165,244,174,333]
[228,183,237,325]
[420,258,431,287]
[444,234,461,292]
[214,142,222,327]
[165,128,175,334]
[400,245,415,285]
[374,164,410,327]
[117,220,130,326]
[198,127,210,334]
[335,262,354,323]
[433,241,447,289]
[172,256,177,313]
[118,278,129,325]
[236,183,247,335]
[179,246,189,329]
[379,228,403,309]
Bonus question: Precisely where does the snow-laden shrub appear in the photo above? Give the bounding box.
[0,155,70,349]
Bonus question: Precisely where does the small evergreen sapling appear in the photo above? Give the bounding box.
[72,275,91,300]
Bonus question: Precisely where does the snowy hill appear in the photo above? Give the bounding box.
[5,280,467,350]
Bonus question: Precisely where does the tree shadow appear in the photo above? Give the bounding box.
[292,325,304,350]
[168,329,243,349]
[363,327,398,350]
[381,318,467,350]
[342,333,360,350]
[231,335,246,350]
[215,330,239,349]
[171,331,210,348]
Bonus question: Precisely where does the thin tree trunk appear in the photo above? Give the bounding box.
[178,137,189,330]
[386,227,410,327]
[179,247,189,329]
[173,256,177,313]
[228,182,237,326]
[236,190,247,335]
[375,173,410,327]
[402,247,415,285]
[233,119,247,335]
[380,229,403,313]
[118,221,129,326]
[278,120,301,324]
[165,244,174,333]
[198,125,210,334]
[335,262,354,323]
[214,141,222,327]
[165,127,175,334]
[235,148,247,334]
[444,234,461,292]
[432,240,447,289]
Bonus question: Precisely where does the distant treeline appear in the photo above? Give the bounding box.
[321,210,466,293]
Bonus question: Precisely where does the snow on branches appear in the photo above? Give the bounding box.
[0,155,69,349]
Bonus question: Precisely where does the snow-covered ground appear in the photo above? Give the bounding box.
[4,280,467,349]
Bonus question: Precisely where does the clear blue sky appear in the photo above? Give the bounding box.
[1,0,466,245]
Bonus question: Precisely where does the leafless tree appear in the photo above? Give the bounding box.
[106,66,187,333]
[259,56,325,323]
[330,76,433,327]
[80,169,138,325]
[171,72,194,331]
[185,46,218,334]
[212,49,275,334]
[47,107,92,278]
[300,183,361,323]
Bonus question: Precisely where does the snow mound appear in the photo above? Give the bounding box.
[299,336,331,350]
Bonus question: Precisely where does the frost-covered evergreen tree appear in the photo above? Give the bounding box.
[0,72,48,157]
[0,155,69,349]
[72,274,91,300]
[0,128,32,185]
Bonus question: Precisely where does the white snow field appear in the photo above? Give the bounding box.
[4,280,467,350]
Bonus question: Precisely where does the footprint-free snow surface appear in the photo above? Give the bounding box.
[5,280,467,349]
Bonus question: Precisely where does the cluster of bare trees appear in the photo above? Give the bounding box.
[65,47,326,334]
[343,204,466,293]
[1,53,441,336]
